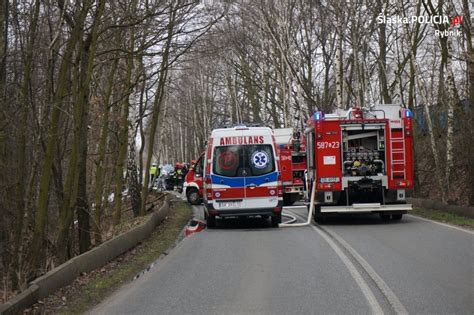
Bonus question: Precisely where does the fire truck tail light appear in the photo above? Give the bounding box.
[397,181,407,187]
[317,183,334,190]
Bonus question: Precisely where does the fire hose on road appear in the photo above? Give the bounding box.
[279,180,316,228]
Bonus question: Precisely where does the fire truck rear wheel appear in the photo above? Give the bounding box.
[391,214,403,220]
[313,206,326,224]
[186,188,201,205]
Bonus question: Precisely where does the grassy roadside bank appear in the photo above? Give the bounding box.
[26,199,192,314]
[411,207,474,230]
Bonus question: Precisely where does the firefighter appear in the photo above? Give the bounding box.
[182,163,189,177]
[173,163,184,192]
[150,163,158,186]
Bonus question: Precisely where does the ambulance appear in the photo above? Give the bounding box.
[203,126,283,228]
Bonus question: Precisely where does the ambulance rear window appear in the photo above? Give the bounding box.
[213,146,242,177]
[213,145,274,177]
[246,145,275,176]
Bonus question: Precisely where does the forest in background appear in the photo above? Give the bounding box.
[0,0,472,300]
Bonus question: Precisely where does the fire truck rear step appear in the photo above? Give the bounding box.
[320,203,412,213]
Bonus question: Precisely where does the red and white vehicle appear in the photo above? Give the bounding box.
[273,128,307,206]
[183,152,205,205]
[305,105,413,221]
[203,126,283,227]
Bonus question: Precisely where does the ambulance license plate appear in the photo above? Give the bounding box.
[218,201,242,208]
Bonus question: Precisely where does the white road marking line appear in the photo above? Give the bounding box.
[287,210,407,314]
[316,225,409,315]
[407,215,474,235]
[312,225,384,314]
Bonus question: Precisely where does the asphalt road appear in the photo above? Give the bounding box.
[92,200,473,315]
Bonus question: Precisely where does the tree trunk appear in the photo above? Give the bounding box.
[140,5,176,216]
[14,0,40,288]
[93,60,117,244]
[377,10,391,104]
[462,0,474,205]
[57,0,105,260]
[112,66,132,226]
[77,0,106,253]
[30,1,89,272]
[128,139,141,217]
[443,39,458,198]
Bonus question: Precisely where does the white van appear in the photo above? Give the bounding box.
[203,126,283,227]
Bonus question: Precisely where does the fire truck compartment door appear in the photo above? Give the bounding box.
[279,148,293,183]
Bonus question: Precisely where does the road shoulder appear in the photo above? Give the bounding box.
[25,200,192,314]
[410,207,474,231]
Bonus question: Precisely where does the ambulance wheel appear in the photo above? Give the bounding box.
[391,214,403,221]
[206,215,216,228]
[380,213,391,221]
[186,188,201,205]
[271,214,281,227]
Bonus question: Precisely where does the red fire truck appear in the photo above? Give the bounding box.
[184,152,205,205]
[305,105,413,221]
[273,128,307,206]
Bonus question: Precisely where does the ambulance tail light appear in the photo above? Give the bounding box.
[277,173,283,196]
[205,176,213,200]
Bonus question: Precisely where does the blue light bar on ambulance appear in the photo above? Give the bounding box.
[313,111,324,121]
